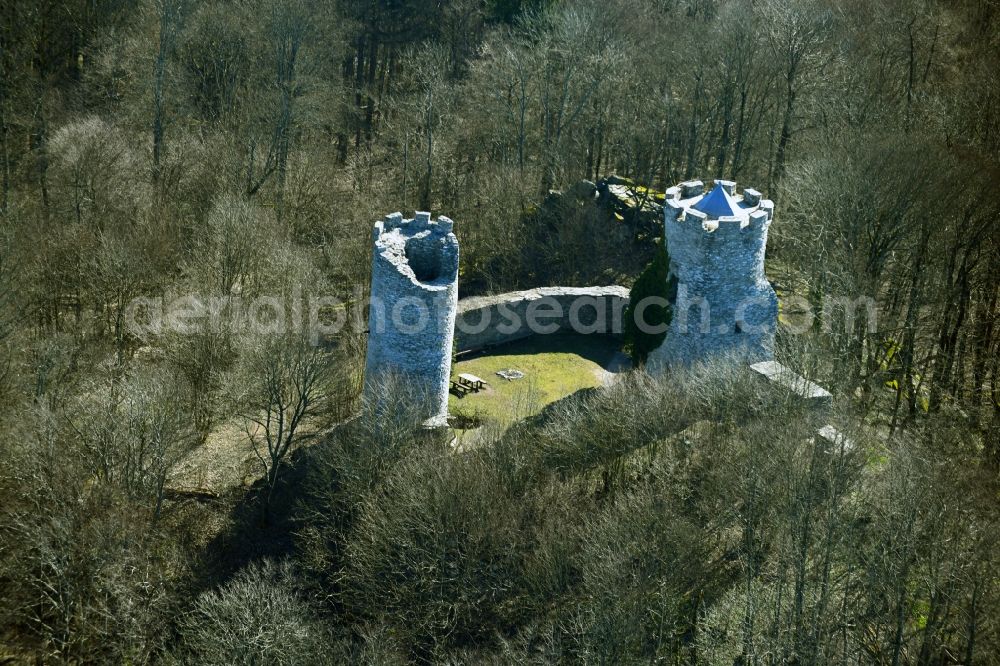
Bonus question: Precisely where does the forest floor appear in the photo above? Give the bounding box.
[167,417,328,499]
[167,334,629,493]
[449,334,629,429]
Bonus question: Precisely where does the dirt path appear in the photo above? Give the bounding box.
[168,421,262,496]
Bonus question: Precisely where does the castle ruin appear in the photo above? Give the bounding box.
[646,179,778,371]
[362,178,778,420]
[363,211,459,425]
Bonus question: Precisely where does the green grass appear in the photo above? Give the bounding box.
[449,334,624,425]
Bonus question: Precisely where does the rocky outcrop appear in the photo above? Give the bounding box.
[596,175,665,234]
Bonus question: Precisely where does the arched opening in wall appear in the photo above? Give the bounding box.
[405,236,442,282]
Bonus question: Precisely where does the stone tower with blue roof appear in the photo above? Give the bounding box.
[646,179,778,371]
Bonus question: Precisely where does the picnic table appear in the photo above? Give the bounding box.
[457,373,485,391]
[451,373,486,395]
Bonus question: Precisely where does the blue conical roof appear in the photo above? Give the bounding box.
[693,182,741,219]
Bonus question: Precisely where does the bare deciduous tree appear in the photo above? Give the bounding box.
[238,333,331,508]
[72,368,196,518]
[175,559,338,664]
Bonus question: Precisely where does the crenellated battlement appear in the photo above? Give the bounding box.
[647,177,779,372]
[665,179,772,226]
[374,210,455,240]
[372,211,459,289]
[365,210,460,425]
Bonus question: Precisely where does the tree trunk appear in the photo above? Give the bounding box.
[773,71,796,189]
[152,2,172,181]
[715,81,734,178]
[891,225,931,432]
[353,35,366,149]
[364,37,378,144]
[964,581,980,666]
[973,282,998,424]
[420,89,433,211]
[31,88,49,211]
[0,60,8,214]
[684,71,703,180]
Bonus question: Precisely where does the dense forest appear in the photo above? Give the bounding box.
[1,0,999,663]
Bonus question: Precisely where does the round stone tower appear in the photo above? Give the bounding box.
[363,211,459,425]
[646,179,778,372]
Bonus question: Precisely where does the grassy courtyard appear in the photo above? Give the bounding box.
[449,334,626,425]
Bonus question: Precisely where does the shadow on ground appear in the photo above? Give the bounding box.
[455,333,623,368]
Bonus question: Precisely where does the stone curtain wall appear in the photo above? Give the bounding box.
[364,212,459,424]
[454,286,629,353]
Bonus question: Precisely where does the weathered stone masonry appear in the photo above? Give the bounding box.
[363,212,459,424]
[647,179,778,371]
[454,286,629,353]
[360,194,847,451]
